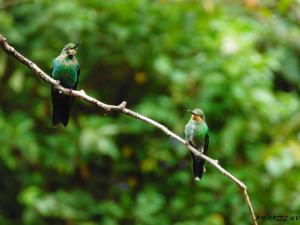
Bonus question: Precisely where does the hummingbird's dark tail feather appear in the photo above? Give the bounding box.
[51,88,74,127]
[191,152,205,181]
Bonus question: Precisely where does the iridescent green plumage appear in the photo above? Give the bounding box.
[184,108,209,181]
[51,43,80,127]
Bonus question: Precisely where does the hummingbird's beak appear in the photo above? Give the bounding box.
[187,109,194,115]
[74,42,81,49]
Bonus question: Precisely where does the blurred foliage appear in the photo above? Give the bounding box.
[0,0,300,224]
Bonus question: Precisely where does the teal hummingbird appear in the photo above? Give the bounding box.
[51,43,80,127]
[184,108,209,181]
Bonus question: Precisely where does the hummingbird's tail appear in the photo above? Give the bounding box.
[51,88,74,127]
[191,152,205,181]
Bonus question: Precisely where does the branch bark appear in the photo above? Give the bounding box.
[0,34,258,225]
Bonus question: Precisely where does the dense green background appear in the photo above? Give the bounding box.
[1,0,300,224]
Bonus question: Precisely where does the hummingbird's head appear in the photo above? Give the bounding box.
[62,42,80,57]
[188,108,205,122]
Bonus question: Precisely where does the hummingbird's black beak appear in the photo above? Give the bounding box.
[74,42,81,49]
[188,109,198,116]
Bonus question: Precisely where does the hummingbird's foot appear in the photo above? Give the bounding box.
[58,90,63,94]
[214,160,219,164]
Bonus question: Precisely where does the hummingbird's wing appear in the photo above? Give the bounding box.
[204,133,209,155]
[73,64,80,90]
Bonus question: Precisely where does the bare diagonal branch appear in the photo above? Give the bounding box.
[0,34,258,225]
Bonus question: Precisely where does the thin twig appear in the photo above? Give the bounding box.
[0,34,258,225]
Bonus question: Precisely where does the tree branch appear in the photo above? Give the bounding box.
[0,34,258,225]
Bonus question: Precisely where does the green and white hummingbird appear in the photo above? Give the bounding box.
[184,108,209,181]
[51,43,80,127]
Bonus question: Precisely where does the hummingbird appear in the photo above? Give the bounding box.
[184,108,209,181]
[51,43,80,127]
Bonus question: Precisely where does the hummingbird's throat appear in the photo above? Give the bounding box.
[67,54,74,59]
[192,115,203,122]
[66,49,77,58]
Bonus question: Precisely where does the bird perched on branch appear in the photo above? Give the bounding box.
[51,43,80,127]
[184,108,209,181]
